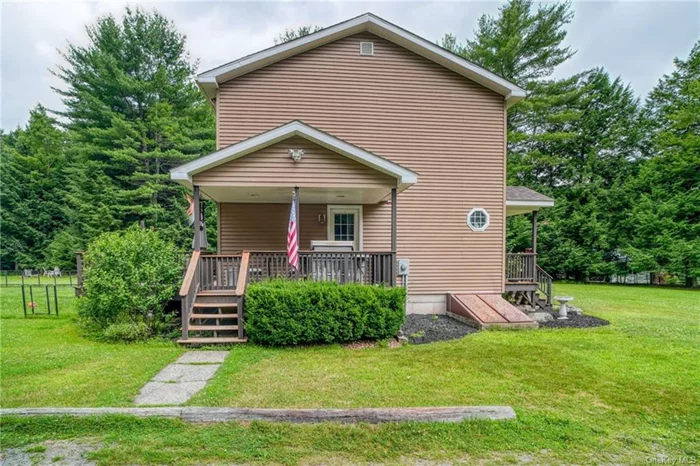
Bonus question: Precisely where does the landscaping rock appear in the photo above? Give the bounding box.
[400,314,477,345]
[529,312,554,323]
[567,306,584,316]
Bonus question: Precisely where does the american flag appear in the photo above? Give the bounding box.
[287,192,299,270]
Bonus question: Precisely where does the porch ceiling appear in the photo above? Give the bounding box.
[200,186,392,204]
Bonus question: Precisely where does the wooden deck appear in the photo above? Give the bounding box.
[177,250,396,345]
[447,293,537,329]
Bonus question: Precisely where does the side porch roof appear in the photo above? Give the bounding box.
[171,120,419,193]
[506,186,554,216]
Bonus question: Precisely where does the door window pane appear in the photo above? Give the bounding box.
[334,213,355,241]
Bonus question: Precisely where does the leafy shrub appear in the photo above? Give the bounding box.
[102,322,151,343]
[245,280,406,346]
[77,225,184,338]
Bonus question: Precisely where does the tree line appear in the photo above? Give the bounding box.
[1,2,698,284]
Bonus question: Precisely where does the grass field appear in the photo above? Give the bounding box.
[1,283,698,464]
[0,281,182,407]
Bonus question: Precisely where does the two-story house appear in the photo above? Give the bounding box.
[171,13,554,344]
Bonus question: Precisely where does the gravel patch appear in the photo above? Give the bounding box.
[401,314,477,345]
[1,439,101,465]
[539,312,609,329]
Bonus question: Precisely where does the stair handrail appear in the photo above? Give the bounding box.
[235,251,250,296]
[536,265,553,306]
[180,250,201,339]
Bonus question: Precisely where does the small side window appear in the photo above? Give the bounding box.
[359,42,374,56]
[467,208,490,232]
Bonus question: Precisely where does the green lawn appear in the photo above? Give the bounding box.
[1,284,699,464]
[0,284,182,407]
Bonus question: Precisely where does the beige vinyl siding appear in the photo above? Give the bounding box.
[194,136,395,189]
[219,203,327,253]
[216,32,506,294]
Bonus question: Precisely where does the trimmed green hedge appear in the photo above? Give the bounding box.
[245,280,406,346]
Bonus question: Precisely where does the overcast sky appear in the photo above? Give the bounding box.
[1,1,698,130]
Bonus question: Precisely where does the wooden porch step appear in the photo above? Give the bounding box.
[197,290,239,296]
[177,337,247,345]
[190,313,237,319]
[193,302,237,308]
[188,325,238,331]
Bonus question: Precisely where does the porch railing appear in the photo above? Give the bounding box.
[198,255,242,291]
[536,265,553,306]
[506,253,537,283]
[247,251,396,286]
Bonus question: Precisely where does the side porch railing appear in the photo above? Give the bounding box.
[506,253,537,283]
[505,253,553,306]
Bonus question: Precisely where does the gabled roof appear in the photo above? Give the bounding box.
[197,13,526,107]
[171,120,419,191]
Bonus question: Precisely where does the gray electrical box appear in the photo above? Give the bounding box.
[397,258,409,276]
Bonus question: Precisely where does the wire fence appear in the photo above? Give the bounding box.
[0,271,79,288]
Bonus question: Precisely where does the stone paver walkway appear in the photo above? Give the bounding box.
[135,351,228,406]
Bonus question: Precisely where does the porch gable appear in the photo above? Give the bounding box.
[194,136,396,190]
[171,120,418,195]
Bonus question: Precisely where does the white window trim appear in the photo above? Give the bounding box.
[467,207,490,232]
[327,205,363,251]
[359,41,374,56]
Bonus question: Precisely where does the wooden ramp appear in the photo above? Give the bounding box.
[448,294,537,329]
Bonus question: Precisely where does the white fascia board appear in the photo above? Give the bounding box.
[169,121,418,186]
[506,200,555,208]
[196,13,525,105]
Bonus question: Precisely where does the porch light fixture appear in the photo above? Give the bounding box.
[318,214,326,224]
[467,208,490,232]
[289,149,304,162]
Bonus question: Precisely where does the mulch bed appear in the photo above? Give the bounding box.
[400,314,477,345]
[539,312,610,329]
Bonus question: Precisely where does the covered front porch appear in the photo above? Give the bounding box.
[171,121,417,344]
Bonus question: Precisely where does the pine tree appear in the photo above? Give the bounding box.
[274,25,322,45]
[511,70,642,279]
[0,106,69,268]
[441,0,575,85]
[54,7,215,248]
[629,42,700,284]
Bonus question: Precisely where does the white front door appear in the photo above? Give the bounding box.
[327,205,362,251]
